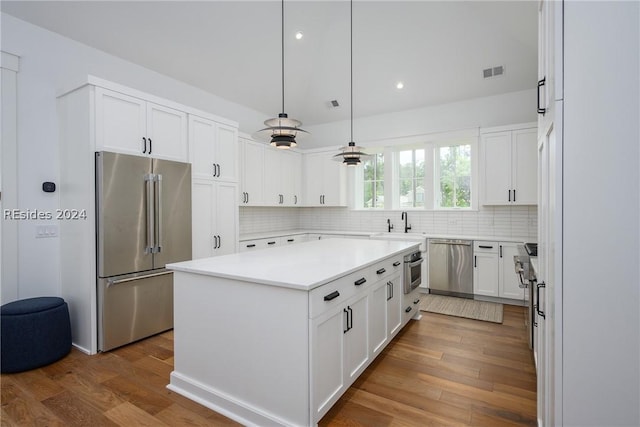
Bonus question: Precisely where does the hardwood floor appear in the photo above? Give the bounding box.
[1,305,536,426]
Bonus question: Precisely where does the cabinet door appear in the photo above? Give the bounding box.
[321,154,346,206]
[215,123,238,182]
[282,151,301,206]
[146,102,188,162]
[192,179,216,259]
[95,87,146,156]
[304,153,324,206]
[473,252,500,297]
[311,308,345,420]
[214,182,238,255]
[512,129,538,205]
[344,292,370,383]
[263,148,282,206]
[386,275,403,337]
[370,280,388,356]
[481,132,512,205]
[190,116,217,179]
[241,139,265,205]
[499,243,525,299]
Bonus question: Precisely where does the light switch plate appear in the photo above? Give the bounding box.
[36,224,58,238]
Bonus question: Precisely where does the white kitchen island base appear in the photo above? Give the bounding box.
[167,238,423,427]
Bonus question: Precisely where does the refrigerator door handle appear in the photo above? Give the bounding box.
[107,270,173,287]
[144,173,155,254]
[155,174,163,253]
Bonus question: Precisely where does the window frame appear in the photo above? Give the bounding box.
[432,138,478,210]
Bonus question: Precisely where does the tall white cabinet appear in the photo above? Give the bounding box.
[188,115,239,258]
[537,2,639,426]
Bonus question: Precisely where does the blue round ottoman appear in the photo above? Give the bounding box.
[1,297,72,373]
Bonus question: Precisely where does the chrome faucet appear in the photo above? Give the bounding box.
[401,211,411,233]
[387,218,394,233]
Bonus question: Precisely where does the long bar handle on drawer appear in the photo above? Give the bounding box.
[478,245,493,249]
[376,268,386,275]
[354,278,366,286]
[393,261,401,267]
[324,291,340,301]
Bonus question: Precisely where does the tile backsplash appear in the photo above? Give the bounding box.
[240,206,537,240]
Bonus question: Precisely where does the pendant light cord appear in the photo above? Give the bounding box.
[282,0,285,115]
[350,0,353,143]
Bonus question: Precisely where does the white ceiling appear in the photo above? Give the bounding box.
[1,1,538,126]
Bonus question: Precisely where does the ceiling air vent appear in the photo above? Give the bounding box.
[483,65,505,79]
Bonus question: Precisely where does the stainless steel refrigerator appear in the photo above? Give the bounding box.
[96,151,192,351]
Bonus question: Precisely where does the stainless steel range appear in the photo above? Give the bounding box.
[514,243,537,350]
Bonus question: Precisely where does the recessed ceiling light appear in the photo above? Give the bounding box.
[295,31,303,40]
[396,82,404,90]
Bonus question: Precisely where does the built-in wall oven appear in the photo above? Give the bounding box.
[403,251,423,293]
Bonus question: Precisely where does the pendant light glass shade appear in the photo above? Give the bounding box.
[334,0,369,165]
[258,0,307,149]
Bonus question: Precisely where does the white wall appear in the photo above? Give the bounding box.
[0,13,269,300]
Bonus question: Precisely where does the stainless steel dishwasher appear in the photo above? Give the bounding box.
[428,239,473,298]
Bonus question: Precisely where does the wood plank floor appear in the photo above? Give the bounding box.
[1,305,536,426]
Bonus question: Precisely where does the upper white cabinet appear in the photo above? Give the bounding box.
[264,147,303,206]
[95,87,188,162]
[189,115,238,182]
[481,127,537,205]
[239,137,265,206]
[304,150,346,206]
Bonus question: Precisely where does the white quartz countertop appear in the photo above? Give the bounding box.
[167,238,420,291]
[239,229,533,244]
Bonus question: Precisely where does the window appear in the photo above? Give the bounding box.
[363,153,384,208]
[398,148,425,208]
[354,131,477,210]
[436,143,472,208]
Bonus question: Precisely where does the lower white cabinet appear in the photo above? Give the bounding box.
[192,178,238,258]
[473,241,525,300]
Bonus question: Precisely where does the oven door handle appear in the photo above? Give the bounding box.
[407,258,423,268]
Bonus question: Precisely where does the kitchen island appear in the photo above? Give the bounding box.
[167,238,421,427]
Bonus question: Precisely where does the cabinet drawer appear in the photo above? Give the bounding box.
[372,256,403,280]
[309,268,373,318]
[474,241,499,253]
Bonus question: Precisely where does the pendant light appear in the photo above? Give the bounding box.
[334,0,370,166]
[259,0,308,149]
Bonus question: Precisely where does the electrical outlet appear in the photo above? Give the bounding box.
[35,224,59,238]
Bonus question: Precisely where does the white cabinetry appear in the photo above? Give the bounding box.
[473,241,525,300]
[263,147,302,206]
[95,87,188,162]
[192,179,238,258]
[189,115,238,182]
[239,137,265,205]
[481,127,537,205]
[304,151,346,206]
[473,242,500,297]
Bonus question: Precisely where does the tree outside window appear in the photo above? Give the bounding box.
[438,144,471,208]
[363,153,384,208]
